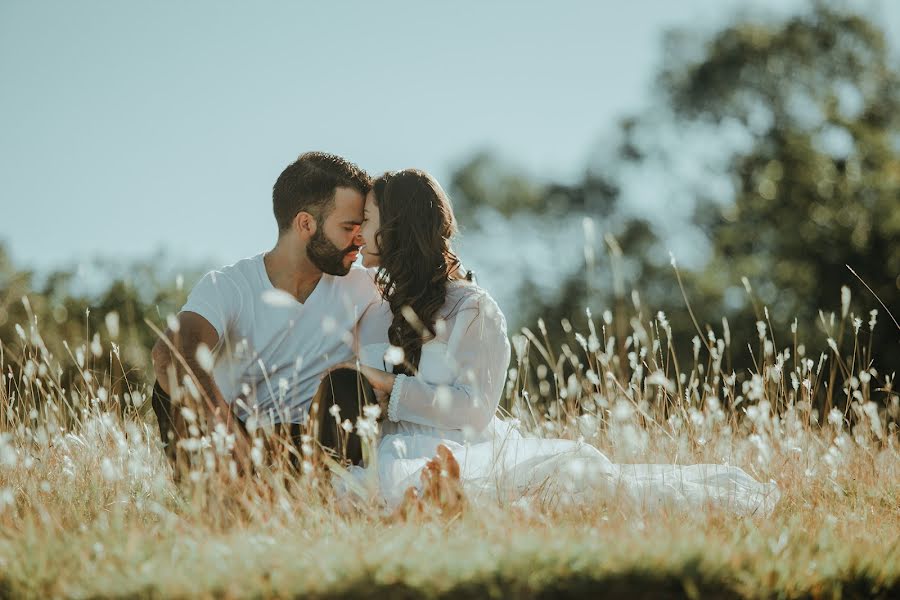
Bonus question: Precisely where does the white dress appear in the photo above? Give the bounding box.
[347,280,780,515]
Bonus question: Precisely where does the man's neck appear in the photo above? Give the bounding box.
[264,243,323,304]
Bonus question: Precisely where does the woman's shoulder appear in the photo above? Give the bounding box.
[445,280,506,326]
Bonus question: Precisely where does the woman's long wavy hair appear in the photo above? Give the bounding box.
[371,169,470,375]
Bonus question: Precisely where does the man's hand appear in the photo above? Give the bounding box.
[152,311,252,471]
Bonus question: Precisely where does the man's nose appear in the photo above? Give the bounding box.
[353,229,364,246]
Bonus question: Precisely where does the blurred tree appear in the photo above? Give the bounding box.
[448,2,899,413]
[1,242,196,405]
[449,150,619,221]
[658,3,899,375]
[448,151,547,219]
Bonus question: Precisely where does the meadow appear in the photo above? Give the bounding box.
[0,285,897,599]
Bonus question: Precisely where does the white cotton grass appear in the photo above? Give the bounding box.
[384,345,405,366]
[0,284,897,598]
[104,311,120,339]
[193,343,215,373]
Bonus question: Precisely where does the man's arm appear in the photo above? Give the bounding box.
[151,312,251,457]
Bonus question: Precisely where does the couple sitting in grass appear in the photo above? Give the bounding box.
[151,151,779,515]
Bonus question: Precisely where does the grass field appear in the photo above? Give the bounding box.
[1,299,897,599]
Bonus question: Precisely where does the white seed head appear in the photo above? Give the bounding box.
[827,408,843,427]
[435,386,453,411]
[355,417,376,439]
[104,312,120,339]
[657,311,669,331]
[384,345,405,366]
[261,289,296,307]
[100,458,121,482]
[178,438,202,452]
[180,407,197,423]
[362,404,381,421]
[841,286,851,318]
[195,344,214,373]
[90,334,103,357]
[429,317,446,337]
[321,316,337,333]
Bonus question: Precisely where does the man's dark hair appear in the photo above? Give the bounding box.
[273,152,371,233]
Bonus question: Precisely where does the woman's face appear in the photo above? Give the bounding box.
[360,190,381,268]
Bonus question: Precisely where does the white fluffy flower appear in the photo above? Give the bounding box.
[362,404,381,421]
[195,344,214,373]
[827,408,843,427]
[384,345,405,366]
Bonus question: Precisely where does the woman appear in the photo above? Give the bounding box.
[333,169,779,515]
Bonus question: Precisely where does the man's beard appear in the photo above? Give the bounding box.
[307,227,358,276]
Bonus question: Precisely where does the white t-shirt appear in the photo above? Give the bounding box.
[180,253,379,425]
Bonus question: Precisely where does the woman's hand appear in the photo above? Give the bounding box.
[327,361,397,395]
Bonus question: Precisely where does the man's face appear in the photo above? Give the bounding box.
[306,187,365,276]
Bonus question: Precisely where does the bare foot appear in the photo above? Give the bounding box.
[391,485,423,521]
[391,444,466,521]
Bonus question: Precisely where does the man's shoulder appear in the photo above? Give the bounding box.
[181,254,265,333]
[199,254,264,286]
[187,254,264,301]
[213,253,264,276]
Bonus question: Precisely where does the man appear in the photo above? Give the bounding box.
[151,152,379,473]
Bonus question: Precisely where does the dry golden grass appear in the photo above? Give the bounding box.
[0,294,897,599]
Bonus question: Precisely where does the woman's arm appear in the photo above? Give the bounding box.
[385,291,511,432]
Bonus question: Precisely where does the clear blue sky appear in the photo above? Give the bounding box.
[1,0,896,273]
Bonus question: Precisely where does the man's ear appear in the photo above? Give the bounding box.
[293,211,317,238]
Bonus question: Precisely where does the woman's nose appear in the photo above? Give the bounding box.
[353,230,365,246]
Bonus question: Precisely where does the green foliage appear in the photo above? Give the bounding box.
[0,243,196,395]
[448,150,619,221]
[666,4,900,366]
[454,3,899,397]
